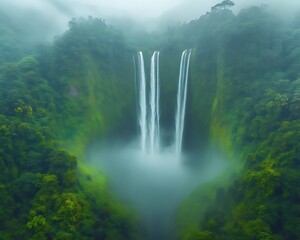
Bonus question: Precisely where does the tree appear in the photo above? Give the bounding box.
[211,0,235,11]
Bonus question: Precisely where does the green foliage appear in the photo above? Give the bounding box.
[0,17,140,239]
[211,0,235,12]
[177,5,300,240]
[0,13,24,63]
[1,2,300,240]
[37,17,136,151]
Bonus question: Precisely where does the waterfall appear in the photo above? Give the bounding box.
[136,51,160,153]
[135,50,190,154]
[137,52,147,152]
[175,49,192,154]
[149,51,160,153]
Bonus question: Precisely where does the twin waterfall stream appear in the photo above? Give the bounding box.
[135,50,192,154]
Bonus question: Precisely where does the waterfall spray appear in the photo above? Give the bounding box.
[175,49,192,154]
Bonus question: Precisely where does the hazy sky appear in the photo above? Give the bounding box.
[1,0,300,42]
[2,0,300,21]
[0,0,220,40]
[0,0,219,19]
[98,0,184,17]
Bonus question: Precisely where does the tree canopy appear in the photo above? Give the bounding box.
[211,0,235,11]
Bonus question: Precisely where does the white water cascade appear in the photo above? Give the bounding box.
[149,51,160,153]
[175,49,192,154]
[137,51,147,152]
[136,49,191,154]
[136,51,160,153]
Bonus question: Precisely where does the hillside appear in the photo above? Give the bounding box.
[0,2,299,240]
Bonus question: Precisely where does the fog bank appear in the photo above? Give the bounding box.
[86,142,228,240]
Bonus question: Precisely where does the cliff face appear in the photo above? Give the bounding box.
[42,18,137,153]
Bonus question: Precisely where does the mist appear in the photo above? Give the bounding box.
[1,0,300,44]
[0,0,185,41]
[86,141,228,240]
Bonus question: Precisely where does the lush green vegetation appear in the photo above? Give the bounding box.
[39,17,136,148]
[0,17,139,239]
[176,6,300,240]
[0,2,299,240]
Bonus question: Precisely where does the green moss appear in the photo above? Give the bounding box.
[78,162,106,200]
[177,182,218,238]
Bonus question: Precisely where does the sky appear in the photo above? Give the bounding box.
[2,0,300,23]
[0,0,219,20]
[0,0,219,41]
[1,0,300,42]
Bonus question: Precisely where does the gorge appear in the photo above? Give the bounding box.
[89,48,225,240]
[0,2,299,240]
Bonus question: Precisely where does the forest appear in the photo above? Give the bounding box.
[0,1,299,240]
